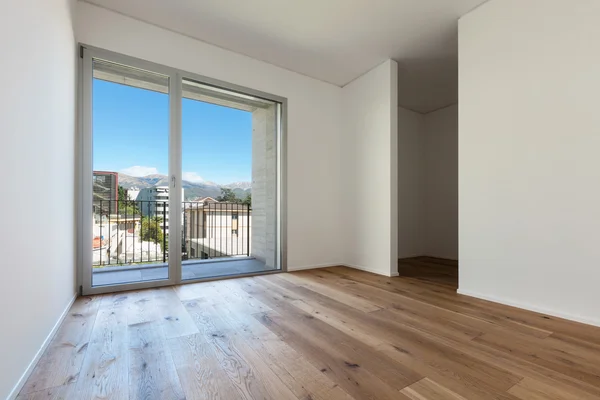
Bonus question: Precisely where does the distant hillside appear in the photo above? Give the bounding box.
[231,188,251,199]
[223,182,252,190]
[117,173,250,201]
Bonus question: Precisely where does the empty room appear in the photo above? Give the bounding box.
[2,0,600,399]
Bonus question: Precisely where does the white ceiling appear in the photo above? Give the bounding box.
[83,0,487,113]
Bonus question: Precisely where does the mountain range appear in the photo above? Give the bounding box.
[118,173,251,200]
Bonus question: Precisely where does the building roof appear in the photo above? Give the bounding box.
[194,196,218,203]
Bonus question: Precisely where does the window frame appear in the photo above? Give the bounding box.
[78,45,288,295]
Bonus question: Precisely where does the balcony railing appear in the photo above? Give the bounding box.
[183,201,251,261]
[92,199,251,268]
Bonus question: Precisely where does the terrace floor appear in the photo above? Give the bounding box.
[92,258,275,287]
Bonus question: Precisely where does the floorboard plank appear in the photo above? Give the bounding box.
[401,378,467,400]
[276,273,382,312]
[507,377,590,400]
[74,306,129,400]
[325,266,555,339]
[15,384,74,400]
[20,296,101,394]
[474,332,600,388]
[125,288,161,326]
[212,280,355,400]
[256,312,412,400]
[168,333,240,400]
[183,297,298,399]
[154,287,200,339]
[128,320,185,400]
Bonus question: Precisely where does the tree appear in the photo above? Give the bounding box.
[140,216,165,245]
[118,185,139,215]
[217,188,240,203]
[118,185,128,202]
[242,193,251,206]
[119,203,139,216]
[216,188,252,205]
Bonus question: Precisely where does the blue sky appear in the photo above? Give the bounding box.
[92,79,252,184]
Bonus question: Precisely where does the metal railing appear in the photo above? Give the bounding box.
[182,201,251,260]
[92,199,251,267]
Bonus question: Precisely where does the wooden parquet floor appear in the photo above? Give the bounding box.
[17,258,600,399]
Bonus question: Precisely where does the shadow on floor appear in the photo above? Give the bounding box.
[397,256,458,289]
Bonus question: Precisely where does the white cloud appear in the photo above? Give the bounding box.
[120,166,159,177]
[182,172,205,183]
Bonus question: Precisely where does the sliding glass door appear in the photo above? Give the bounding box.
[80,47,285,295]
[180,78,282,281]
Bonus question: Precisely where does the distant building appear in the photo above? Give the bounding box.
[136,186,184,235]
[93,171,118,215]
[190,196,218,204]
[92,213,162,266]
[127,187,140,202]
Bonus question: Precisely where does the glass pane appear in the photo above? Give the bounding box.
[91,59,171,287]
[181,78,281,280]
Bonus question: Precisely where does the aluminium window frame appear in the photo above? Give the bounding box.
[78,45,288,295]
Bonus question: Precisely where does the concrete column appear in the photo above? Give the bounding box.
[251,104,277,268]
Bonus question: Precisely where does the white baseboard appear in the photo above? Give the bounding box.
[344,263,399,277]
[287,263,398,277]
[8,293,78,400]
[287,263,343,272]
[457,289,600,328]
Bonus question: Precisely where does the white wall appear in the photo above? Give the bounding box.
[342,61,399,276]
[459,0,600,326]
[0,0,77,398]
[423,105,458,259]
[397,108,424,258]
[75,2,345,271]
